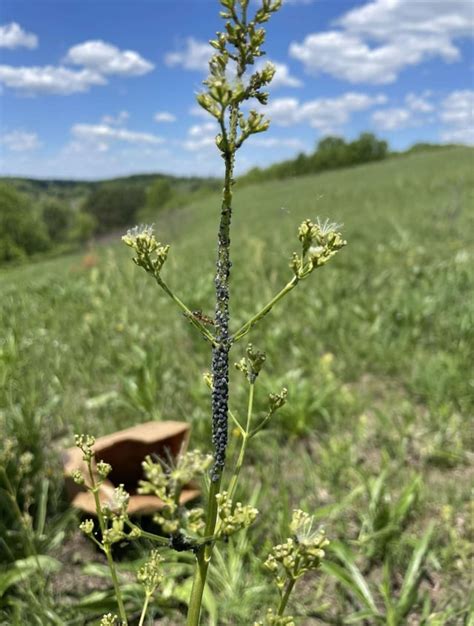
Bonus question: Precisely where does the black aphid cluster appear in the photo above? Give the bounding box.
[211,234,232,482]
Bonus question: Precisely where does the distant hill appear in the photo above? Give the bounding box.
[0,173,220,203]
[1,140,460,196]
[0,139,467,266]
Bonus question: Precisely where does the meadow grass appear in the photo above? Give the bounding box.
[0,147,473,624]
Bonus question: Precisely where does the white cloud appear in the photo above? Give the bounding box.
[154,111,176,123]
[440,90,474,126]
[188,122,216,137]
[371,108,413,131]
[0,40,153,95]
[405,92,433,113]
[440,126,474,144]
[290,0,473,84]
[165,38,210,72]
[338,0,473,41]
[183,121,218,151]
[264,92,386,133]
[439,90,474,144]
[101,110,129,125]
[249,136,306,150]
[371,91,435,130]
[71,123,164,149]
[189,105,209,119]
[0,22,38,49]
[65,40,154,76]
[1,130,41,151]
[0,65,105,95]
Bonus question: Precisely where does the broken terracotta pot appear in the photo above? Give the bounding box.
[63,421,200,515]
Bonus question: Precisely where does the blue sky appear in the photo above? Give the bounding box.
[0,0,473,180]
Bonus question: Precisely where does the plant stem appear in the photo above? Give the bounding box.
[126,522,169,546]
[87,461,128,625]
[138,592,151,626]
[277,577,296,616]
[232,276,299,342]
[105,546,128,625]
[227,382,254,501]
[186,477,222,626]
[186,107,239,623]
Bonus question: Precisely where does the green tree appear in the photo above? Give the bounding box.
[69,211,97,244]
[42,199,72,242]
[0,184,50,263]
[82,184,145,233]
[314,136,349,169]
[349,132,388,164]
[145,179,173,212]
[139,178,174,221]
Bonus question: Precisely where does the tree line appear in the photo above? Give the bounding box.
[240,133,388,184]
[0,135,456,265]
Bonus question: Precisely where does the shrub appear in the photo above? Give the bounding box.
[82,184,145,233]
[0,183,50,263]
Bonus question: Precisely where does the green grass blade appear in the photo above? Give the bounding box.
[0,555,61,598]
[324,542,379,614]
[396,523,434,618]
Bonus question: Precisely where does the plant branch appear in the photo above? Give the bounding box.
[232,275,299,342]
[154,275,217,345]
[87,460,128,625]
[227,382,254,501]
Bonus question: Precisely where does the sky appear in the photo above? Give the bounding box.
[0,0,473,180]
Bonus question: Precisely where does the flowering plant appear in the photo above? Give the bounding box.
[75,1,346,624]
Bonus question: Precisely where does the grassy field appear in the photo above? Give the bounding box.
[1,147,473,624]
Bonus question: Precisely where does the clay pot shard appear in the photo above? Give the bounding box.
[63,421,200,515]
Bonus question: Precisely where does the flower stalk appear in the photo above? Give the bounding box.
[93,2,347,624]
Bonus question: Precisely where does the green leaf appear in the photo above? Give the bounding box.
[0,555,61,598]
[396,524,434,618]
[392,476,420,526]
[323,541,379,615]
[34,478,49,537]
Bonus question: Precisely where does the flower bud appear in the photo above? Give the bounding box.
[79,519,94,536]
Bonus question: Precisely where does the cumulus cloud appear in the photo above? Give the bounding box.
[1,39,153,95]
[71,123,163,146]
[0,22,38,49]
[101,110,129,125]
[250,136,306,149]
[371,91,435,131]
[165,38,211,72]
[64,40,154,76]
[405,92,434,113]
[154,111,176,123]
[290,0,473,84]
[0,65,105,95]
[183,122,218,151]
[439,90,474,144]
[371,108,414,131]
[1,129,41,151]
[263,92,386,133]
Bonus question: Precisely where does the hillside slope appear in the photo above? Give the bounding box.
[1,147,472,622]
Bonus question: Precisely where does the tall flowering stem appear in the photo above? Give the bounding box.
[121,2,346,624]
[186,1,281,623]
